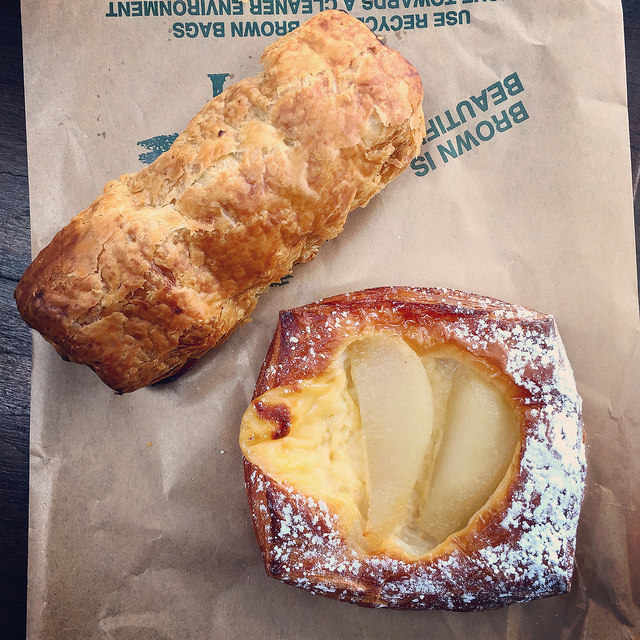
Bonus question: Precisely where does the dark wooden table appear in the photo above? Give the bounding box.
[1,1,33,637]
[0,0,638,637]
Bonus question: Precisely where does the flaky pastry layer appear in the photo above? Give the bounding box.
[15,11,425,393]
[242,287,586,610]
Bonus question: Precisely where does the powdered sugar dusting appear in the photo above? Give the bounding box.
[244,288,586,609]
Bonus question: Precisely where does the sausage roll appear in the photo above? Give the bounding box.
[15,11,425,393]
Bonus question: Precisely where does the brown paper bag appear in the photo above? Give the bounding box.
[21,1,639,637]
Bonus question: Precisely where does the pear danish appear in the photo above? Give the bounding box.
[240,287,586,610]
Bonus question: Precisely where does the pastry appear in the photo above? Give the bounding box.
[240,287,586,609]
[14,11,425,393]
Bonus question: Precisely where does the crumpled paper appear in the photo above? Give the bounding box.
[21,0,638,637]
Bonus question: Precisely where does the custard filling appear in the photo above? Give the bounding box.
[240,335,519,558]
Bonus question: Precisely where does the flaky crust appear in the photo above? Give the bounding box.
[243,287,586,610]
[14,11,425,393]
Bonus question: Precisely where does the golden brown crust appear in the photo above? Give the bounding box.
[14,11,425,393]
[243,286,586,610]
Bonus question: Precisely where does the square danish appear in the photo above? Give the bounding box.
[239,287,586,609]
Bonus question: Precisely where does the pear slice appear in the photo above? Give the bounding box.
[349,336,434,549]
[421,366,519,543]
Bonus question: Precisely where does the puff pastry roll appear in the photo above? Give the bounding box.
[240,287,586,610]
[15,11,425,393]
